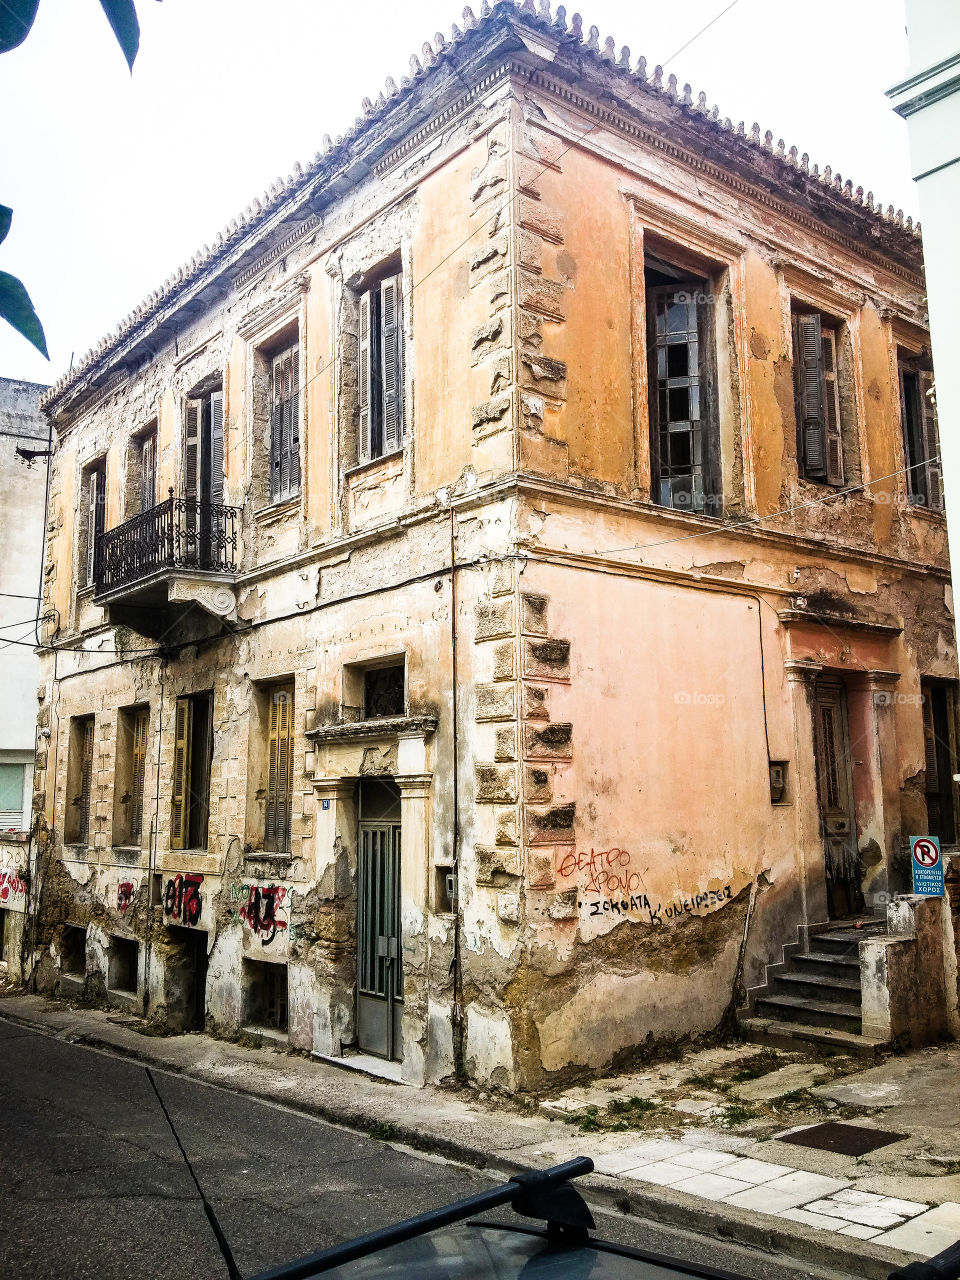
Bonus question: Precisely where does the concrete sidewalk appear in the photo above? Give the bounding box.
[2,990,958,1279]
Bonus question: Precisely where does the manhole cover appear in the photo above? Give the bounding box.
[778,1122,905,1156]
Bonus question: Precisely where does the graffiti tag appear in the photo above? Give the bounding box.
[231,882,291,946]
[163,872,204,927]
[0,869,27,906]
[117,881,135,913]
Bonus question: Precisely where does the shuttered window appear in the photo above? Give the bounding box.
[183,391,225,504]
[139,430,157,513]
[79,462,106,589]
[0,764,25,831]
[900,365,943,513]
[71,717,95,846]
[358,273,404,462]
[794,313,844,486]
[264,683,295,855]
[647,283,720,514]
[270,344,300,502]
[170,694,212,851]
[128,706,149,847]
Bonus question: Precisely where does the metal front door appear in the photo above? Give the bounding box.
[813,680,864,918]
[357,823,403,1060]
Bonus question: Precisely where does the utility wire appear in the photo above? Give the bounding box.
[146,1069,242,1280]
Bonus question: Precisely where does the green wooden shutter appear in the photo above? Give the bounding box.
[289,348,300,494]
[264,684,294,854]
[129,706,149,847]
[381,275,403,454]
[140,432,157,513]
[358,290,372,461]
[822,328,844,486]
[183,402,201,499]
[795,313,826,479]
[79,719,95,845]
[919,371,942,512]
[209,391,224,505]
[85,469,100,585]
[170,697,193,851]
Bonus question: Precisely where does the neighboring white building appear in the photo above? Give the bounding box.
[0,377,48,975]
[888,1,960,579]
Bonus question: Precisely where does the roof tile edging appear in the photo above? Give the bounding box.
[40,0,920,413]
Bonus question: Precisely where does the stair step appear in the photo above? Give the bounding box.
[774,972,862,1003]
[795,951,861,973]
[738,1016,889,1059]
[755,993,862,1033]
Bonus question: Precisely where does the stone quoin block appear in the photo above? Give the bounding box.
[494,727,517,762]
[474,598,514,641]
[521,594,549,635]
[524,766,553,802]
[475,682,516,722]
[524,638,571,681]
[475,844,520,885]
[474,764,518,805]
[495,808,519,847]
[524,722,573,759]
[524,684,550,719]
[492,641,515,681]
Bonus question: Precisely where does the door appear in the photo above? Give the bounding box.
[165,927,208,1032]
[184,391,223,568]
[356,784,403,1060]
[922,683,957,845]
[813,680,864,918]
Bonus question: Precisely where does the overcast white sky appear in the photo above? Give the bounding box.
[0,0,915,387]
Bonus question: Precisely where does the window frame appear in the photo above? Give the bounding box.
[78,459,107,590]
[170,693,213,852]
[792,309,846,487]
[358,271,405,464]
[263,682,295,856]
[645,279,721,516]
[269,341,300,504]
[66,715,96,846]
[898,357,942,513]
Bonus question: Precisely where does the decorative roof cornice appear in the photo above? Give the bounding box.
[41,0,922,417]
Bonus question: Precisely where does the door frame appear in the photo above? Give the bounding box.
[813,677,864,918]
[356,819,403,1061]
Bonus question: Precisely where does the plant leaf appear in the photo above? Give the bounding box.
[0,271,48,357]
[99,0,139,70]
[0,205,11,247]
[0,0,40,55]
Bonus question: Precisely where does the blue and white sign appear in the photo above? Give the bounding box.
[910,835,945,897]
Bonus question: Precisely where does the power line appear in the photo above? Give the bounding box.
[662,0,740,65]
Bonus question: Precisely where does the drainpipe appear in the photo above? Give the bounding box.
[143,656,166,1016]
[448,504,466,1076]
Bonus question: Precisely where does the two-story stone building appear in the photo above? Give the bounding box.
[31,1,955,1091]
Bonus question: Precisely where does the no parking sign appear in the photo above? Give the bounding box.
[910,836,945,897]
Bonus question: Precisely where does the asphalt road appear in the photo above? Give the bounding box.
[0,1018,854,1280]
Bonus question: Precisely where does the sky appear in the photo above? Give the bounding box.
[0,0,916,387]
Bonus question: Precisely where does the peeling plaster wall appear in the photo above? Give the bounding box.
[31,18,958,1095]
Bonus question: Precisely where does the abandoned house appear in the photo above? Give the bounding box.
[30,1,957,1091]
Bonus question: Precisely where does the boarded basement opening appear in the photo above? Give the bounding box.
[778,1122,905,1156]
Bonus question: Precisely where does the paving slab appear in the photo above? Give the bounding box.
[881,1202,960,1255]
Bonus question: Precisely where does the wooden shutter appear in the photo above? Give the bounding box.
[822,328,844,486]
[183,401,201,499]
[922,689,940,793]
[919,371,943,512]
[170,697,193,851]
[140,432,157,513]
[795,313,826,479]
[270,355,283,501]
[289,349,300,494]
[264,684,294,854]
[358,290,372,461]
[209,392,224,506]
[79,719,95,845]
[381,275,403,454]
[85,470,97,585]
[129,707,149,847]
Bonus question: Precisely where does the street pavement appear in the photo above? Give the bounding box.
[0,1015,858,1280]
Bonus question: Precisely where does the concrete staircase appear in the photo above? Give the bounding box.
[740,919,891,1057]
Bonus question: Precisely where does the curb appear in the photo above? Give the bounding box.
[1,1005,921,1279]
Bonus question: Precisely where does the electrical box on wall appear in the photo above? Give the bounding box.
[769,761,788,804]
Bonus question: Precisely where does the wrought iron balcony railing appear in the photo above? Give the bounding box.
[94,490,240,597]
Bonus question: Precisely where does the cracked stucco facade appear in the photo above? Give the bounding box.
[28,4,957,1094]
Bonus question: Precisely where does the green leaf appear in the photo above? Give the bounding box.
[99,0,139,70]
[0,205,11,247]
[0,0,40,55]
[0,271,48,357]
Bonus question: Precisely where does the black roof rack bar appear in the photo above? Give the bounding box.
[247,1156,595,1280]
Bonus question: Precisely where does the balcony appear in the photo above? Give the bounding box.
[94,491,241,639]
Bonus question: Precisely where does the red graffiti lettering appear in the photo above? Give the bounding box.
[0,870,27,902]
[163,873,204,927]
[117,881,134,913]
[556,848,634,894]
[239,884,288,945]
